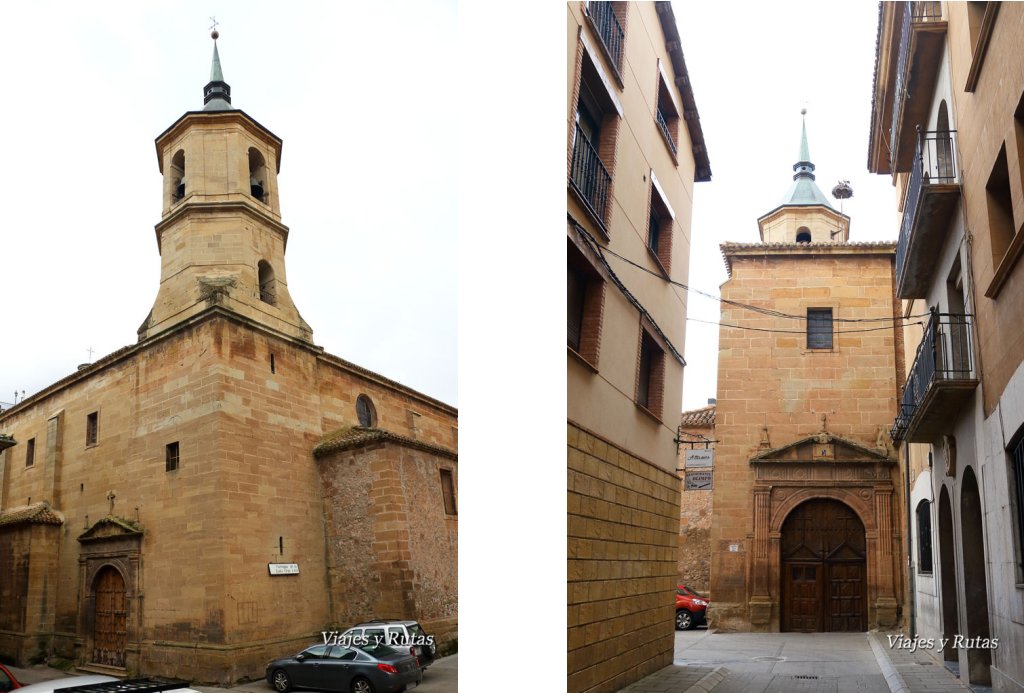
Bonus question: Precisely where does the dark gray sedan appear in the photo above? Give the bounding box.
[266,642,421,693]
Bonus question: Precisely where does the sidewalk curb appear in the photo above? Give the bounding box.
[867,631,910,693]
[685,665,728,692]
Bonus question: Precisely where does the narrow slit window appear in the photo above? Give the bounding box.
[166,442,180,472]
[26,438,35,467]
[440,468,457,516]
[86,412,99,447]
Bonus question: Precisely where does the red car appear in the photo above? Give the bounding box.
[675,584,710,630]
[0,663,22,692]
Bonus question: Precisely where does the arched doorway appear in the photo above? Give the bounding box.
[92,566,127,668]
[937,487,959,663]
[781,498,867,632]
[960,468,991,685]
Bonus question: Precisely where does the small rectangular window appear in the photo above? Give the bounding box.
[26,438,35,467]
[440,468,457,516]
[636,329,665,416]
[646,176,674,274]
[86,412,99,447]
[917,501,933,574]
[166,442,180,472]
[807,309,834,350]
[568,238,606,366]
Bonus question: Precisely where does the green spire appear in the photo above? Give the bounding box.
[210,41,224,83]
[202,29,233,111]
[798,108,811,162]
[778,109,833,208]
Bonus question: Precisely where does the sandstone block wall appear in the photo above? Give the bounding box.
[711,249,900,628]
[568,423,680,693]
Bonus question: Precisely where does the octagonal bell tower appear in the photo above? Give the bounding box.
[756,110,850,245]
[139,31,312,344]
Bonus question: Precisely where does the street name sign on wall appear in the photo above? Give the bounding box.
[684,470,713,491]
[685,449,714,468]
[268,563,299,575]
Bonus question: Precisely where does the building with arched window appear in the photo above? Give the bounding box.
[868,3,1024,689]
[0,35,457,683]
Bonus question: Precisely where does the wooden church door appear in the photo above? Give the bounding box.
[92,566,128,667]
[780,499,867,632]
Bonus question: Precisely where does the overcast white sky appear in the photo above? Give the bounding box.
[675,2,898,411]
[0,1,457,408]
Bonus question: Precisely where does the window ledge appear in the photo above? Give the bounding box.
[984,225,1024,299]
[635,401,663,425]
[568,346,599,373]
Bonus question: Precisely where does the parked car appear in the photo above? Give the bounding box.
[339,620,436,671]
[675,584,710,630]
[266,641,421,693]
[0,664,22,692]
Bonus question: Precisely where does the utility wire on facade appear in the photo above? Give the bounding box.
[596,241,935,323]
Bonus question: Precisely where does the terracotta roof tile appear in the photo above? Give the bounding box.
[314,426,457,460]
[0,502,64,528]
[680,405,715,428]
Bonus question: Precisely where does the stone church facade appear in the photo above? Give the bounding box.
[0,36,457,683]
[709,116,904,633]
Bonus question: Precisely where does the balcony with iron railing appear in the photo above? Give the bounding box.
[891,311,978,443]
[586,2,624,77]
[895,128,961,298]
[570,124,612,228]
[889,1,946,171]
[656,107,677,156]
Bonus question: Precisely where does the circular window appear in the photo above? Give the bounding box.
[356,394,377,427]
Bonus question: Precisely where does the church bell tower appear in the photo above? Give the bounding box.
[755,110,850,244]
[139,30,312,344]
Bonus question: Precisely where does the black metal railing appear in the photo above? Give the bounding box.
[571,124,612,223]
[588,2,624,72]
[896,128,958,284]
[656,108,677,155]
[890,2,944,167]
[892,311,974,441]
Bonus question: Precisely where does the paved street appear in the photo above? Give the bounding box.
[615,628,981,693]
[7,654,457,693]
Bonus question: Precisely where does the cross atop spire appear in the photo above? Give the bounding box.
[203,25,233,111]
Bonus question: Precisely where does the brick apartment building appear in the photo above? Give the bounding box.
[567,2,710,691]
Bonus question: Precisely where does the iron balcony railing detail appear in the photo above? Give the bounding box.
[896,128,958,283]
[890,2,944,167]
[588,2,624,72]
[892,311,974,442]
[656,108,677,155]
[571,124,612,224]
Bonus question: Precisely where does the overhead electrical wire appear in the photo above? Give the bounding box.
[593,239,934,324]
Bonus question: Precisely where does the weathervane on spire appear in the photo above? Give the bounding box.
[209,16,220,40]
